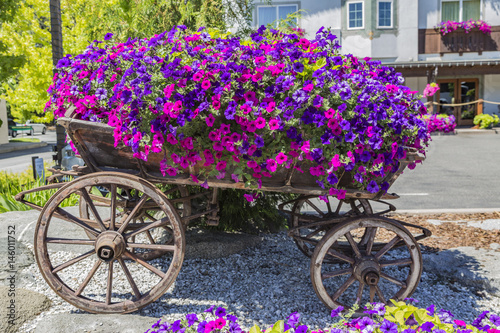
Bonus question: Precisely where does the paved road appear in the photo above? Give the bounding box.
[390,132,500,210]
[0,131,56,172]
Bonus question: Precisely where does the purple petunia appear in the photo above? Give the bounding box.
[380,320,397,333]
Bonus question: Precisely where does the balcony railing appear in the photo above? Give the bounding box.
[418,26,500,55]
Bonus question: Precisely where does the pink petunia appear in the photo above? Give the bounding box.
[163,84,175,98]
[206,114,215,127]
[167,134,178,145]
[201,80,211,90]
[254,117,266,129]
[215,318,226,329]
[266,159,277,172]
[216,161,227,171]
[268,119,279,130]
[276,152,288,165]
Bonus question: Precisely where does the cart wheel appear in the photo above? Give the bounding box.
[35,172,185,314]
[79,184,190,260]
[311,216,422,312]
[290,196,372,258]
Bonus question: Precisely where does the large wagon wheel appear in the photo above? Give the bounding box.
[289,196,373,258]
[34,172,185,313]
[79,184,191,260]
[311,216,422,313]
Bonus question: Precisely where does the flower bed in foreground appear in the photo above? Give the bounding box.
[145,301,499,333]
[46,26,429,199]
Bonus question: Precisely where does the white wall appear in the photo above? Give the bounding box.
[483,0,500,26]
[418,0,439,29]
[0,100,8,145]
[372,34,398,58]
[397,0,419,61]
[342,35,372,57]
[483,74,500,115]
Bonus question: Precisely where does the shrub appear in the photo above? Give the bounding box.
[144,301,499,333]
[473,114,499,129]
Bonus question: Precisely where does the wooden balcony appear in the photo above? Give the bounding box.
[418,26,500,55]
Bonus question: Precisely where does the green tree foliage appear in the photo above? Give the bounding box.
[0,0,26,85]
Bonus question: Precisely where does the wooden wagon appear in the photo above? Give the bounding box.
[16,117,431,314]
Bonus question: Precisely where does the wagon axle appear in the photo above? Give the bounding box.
[95,231,126,262]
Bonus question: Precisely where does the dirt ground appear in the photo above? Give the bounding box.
[388,212,500,252]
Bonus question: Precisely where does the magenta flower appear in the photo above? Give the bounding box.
[201,80,211,90]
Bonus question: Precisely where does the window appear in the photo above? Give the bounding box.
[257,5,298,28]
[441,0,480,22]
[378,1,392,28]
[348,2,364,29]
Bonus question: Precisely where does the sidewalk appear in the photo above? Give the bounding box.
[0,141,48,154]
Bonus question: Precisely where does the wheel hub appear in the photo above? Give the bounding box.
[95,231,126,262]
[353,255,381,285]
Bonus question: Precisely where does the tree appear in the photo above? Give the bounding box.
[0,0,26,87]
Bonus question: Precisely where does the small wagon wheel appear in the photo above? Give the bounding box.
[289,196,372,258]
[311,216,422,313]
[34,172,185,314]
[79,184,191,260]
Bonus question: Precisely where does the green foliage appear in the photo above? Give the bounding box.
[0,167,78,213]
[202,189,296,234]
[473,113,500,129]
[10,137,40,142]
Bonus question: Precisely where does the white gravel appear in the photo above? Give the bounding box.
[17,231,500,332]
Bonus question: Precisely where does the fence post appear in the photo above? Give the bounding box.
[477,99,483,115]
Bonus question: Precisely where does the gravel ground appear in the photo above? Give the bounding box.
[17,229,500,333]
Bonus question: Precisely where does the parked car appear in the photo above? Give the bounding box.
[7,119,18,137]
[24,120,47,135]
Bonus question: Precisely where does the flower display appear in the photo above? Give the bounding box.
[435,20,492,36]
[420,114,456,133]
[144,301,499,333]
[45,26,429,199]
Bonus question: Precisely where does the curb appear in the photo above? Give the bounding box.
[393,208,500,214]
[455,128,498,135]
[0,142,48,154]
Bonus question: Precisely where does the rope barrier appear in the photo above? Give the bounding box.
[424,99,500,107]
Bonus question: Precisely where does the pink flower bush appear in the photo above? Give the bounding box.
[46,26,429,199]
[421,114,456,133]
[436,20,492,36]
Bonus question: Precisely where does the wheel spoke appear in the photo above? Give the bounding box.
[305,199,325,217]
[54,207,100,237]
[380,258,412,267]
[369,285,376,303]
[331,275,356,301]
[380,272,407,288]
[75,259,102,296]
[140,217,156,244]
[124,218,168,240]
[365,227,377,255]
[321,268,352,280]
[305,227,325,239]
[110,184,117,231]
[123,251,166,278]
[46,238,95,246]
[118,258,141,300]
[117,195,149,233]
[80,189,106,231]
[375,285,387,304]
[334,201,343,215]
[356,281,365,304]
[326,249,355,264]
[345,231,362,258]
[52,250,95,273]
[106,261,113,305]
[374,235,401,260]
[127,243,176,251]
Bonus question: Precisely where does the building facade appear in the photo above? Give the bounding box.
[252,0,500,124]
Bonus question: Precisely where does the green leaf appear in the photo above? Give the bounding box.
[249,325,262,333]
[394,311,405,325]
[272,320,284,333]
